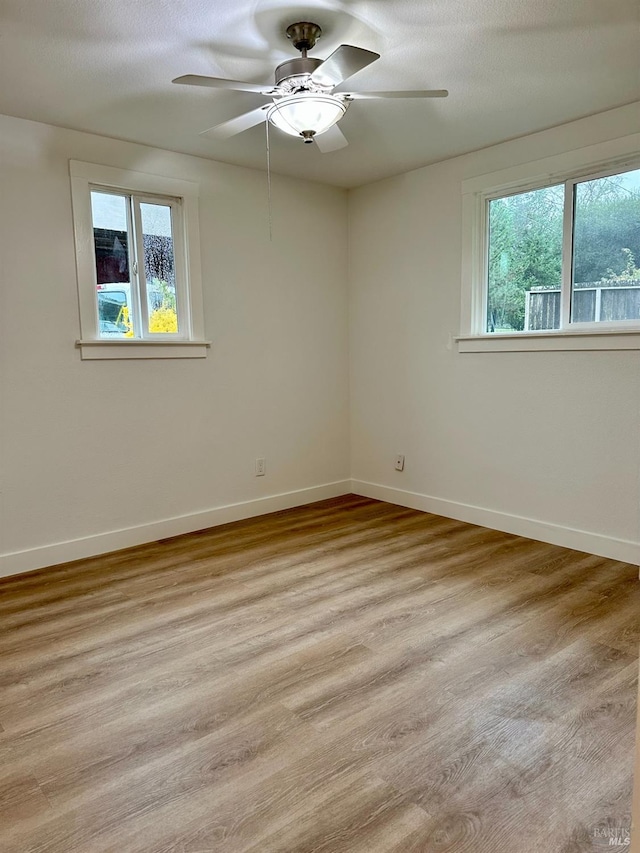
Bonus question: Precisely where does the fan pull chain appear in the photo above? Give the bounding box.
[266,118,273,242]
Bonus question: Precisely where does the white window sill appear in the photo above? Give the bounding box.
[456,329,640,353]
[76,340,211,360]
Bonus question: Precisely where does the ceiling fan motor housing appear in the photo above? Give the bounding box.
[274,57,323,88]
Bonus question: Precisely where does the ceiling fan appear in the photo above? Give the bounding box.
[173,22,448,153]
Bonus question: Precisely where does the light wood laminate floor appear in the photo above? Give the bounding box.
[0,496,637,852]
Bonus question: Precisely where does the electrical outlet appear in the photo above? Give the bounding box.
[255,457,266,477]
[394,454,405,471]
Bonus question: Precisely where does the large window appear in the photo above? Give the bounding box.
[458,142,640,352]
[486,165,640,334]
[70,161,207,359]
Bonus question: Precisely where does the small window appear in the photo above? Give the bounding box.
[484,165,640,335]
[70,161,208,359]
[91,190,182,339]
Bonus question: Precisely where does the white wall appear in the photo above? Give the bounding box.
[0,115,350,574]
[2,105,639,577]
[348,104,640,563]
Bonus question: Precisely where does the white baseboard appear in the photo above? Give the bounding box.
[0,480,352,580]
[4,478,636,580]
[351,480,639,565]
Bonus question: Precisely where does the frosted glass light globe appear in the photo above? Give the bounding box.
[267,93,347,139]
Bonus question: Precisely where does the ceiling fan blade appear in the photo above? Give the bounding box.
[199,106,270,139]
[345,89,449,99]
[314,124,349,154]
[173,74,275,95]
[311,45,380,88]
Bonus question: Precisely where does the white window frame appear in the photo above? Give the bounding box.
[457,135,640,353]
[70,160,209,359]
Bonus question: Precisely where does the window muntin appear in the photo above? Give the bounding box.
[484,165,640,334]
[90,190,182,340]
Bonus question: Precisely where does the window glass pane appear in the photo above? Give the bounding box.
[572,168,640,324]
[91,191,136,338]
[487,184,563,333]
[140,202,179,334]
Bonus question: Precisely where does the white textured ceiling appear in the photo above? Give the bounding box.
[1,0,639,187]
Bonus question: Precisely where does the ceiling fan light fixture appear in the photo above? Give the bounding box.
[267,93,347,141]
[175,21,447,152]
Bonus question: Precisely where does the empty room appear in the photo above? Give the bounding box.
[1,0,639,851]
